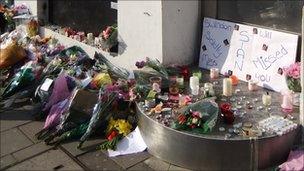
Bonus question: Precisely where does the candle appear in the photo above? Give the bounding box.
[210,68,219,79]
[176,77,184,86]
[149,76,162,87]
[223,78,233,96]
[262,92,271,106]
[204,82,215,96]
[281,90,293,112]
[229,75,239,86]
[87,33,94,44]
[248,80,258,91]
[189,76,199,89]
[94,37,101,46]
[191,85,200,96]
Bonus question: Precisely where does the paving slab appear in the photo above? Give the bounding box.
[127,161,154,171]
[0,109,34,132]
[0,154,17,170]
[77,150,122,170]
[18,121,44,143]
[111,151,151,169]
[143,156,170,171]
[169,164,192,171]
[0,128,33,157]
[12,142,53,162]
[61,137,106,157]
[7,149,83,170]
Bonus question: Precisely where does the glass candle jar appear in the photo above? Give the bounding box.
[248,80,258,91]
[210,68,219,79]
[149,76,162,87]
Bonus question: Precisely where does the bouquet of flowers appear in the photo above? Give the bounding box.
[26,19,38,37]
[283,62,301,92]
[135,57,169,79]
[100,24,118,51]
[173,100,219,134]
[100,117,132,150]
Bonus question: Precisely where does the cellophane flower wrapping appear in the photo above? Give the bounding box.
[173,100,219,134]
[1,62,35,98]
[43,72,73,111]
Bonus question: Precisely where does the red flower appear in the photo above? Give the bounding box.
[107,130,118,141]
[179,66,190,80]
[220,102,232,114]
[190,124,196,129]
[178,114,187,124]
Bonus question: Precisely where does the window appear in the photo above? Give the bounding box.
[49,0,117,34]
[217,0,303,34]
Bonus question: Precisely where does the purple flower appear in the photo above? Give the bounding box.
[135,60,146,68]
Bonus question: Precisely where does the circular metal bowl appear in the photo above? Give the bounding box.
[136,104,298,170]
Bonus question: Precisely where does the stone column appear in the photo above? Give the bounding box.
[117,0,201,69]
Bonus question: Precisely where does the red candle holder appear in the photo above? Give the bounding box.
[220,103,234,124]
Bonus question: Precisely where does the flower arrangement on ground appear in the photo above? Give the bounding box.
[100,117,133,150]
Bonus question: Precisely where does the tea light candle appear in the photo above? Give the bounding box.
[229,75,239,86]
[189,76,199,89]
[262,92,271,106]
[74,35,81,41]
[281,90,293,112]
[223,78,233,96]
[204,82,215,96]
[210,68,219,79]
[149,76,162,87]
[248,80,258,91]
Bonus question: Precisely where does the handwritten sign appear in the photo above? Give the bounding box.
[199,18,298,92]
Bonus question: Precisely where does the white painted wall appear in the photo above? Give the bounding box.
[117,0,163,69]
[16,0,200,70]
[162,0,200,65]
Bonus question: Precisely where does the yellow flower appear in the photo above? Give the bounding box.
[92,73,112,88]
[106,117,116,133]
[115,119,132,136]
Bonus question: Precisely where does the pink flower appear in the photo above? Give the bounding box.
[102,26,112,39]
[283,62,301,79]
[191,111,202,118]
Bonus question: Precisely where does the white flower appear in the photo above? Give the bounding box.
[192,118,198,124]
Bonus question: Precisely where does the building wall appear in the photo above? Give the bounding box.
[14,0,37,16]
[117,0,163,69]
[162,0,200,65]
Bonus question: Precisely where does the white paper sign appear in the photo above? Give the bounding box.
[199,17,298,92]
[107,127,147,157]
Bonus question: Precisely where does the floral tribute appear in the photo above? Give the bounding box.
[173,100,219,134]
[283,62,301,92]
[0,15,220,152]
[101,117,132,150]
